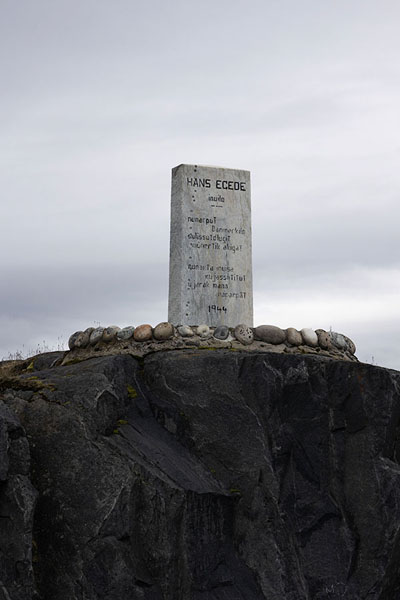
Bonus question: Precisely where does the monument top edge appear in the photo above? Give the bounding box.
[173,163,250,174]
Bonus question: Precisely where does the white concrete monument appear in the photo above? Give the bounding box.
[168,164,253,326]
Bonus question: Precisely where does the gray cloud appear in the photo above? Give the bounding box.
[0,264,168,358]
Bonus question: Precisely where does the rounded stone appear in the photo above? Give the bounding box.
[285,327,302,346]
[74,328,94,348]
[177,325,194,337]
[315,329,332,350]
[213,325,229,340]
[153,322,174,340]
[300,328,318,347]
[89,327,104,345]
[102,326,121,343]
[133,324,153,342]
[330,331,347,350]
[117,326,135,341]
[68,331,82,350]
[196,324,211,339]
[343,335,356,355]
[234,324,254,345]
[255,325,286,345]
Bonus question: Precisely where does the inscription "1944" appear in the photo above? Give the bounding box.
[208,305,227,314]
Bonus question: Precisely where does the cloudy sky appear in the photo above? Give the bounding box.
[1,0,399,369]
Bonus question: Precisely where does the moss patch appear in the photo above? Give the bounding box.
[127,385,137,399]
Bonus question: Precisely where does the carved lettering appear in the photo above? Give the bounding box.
[169,164,253,326]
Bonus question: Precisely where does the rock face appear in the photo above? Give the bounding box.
[1,350,400,599]
[0,398,38,599]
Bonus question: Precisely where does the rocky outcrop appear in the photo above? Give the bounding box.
[0,397,38,599]
[1,350,400,599]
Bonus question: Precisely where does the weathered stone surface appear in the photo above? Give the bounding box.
[22,351,64,371]
[331,331,347,350]
[343,335,356,355]
[286,327,302,346]
[0,398,38,599]
[153,322,174,341]
[234,324,254,345]
[255,324,286,344]
[68,331,82,350]
[301,327,318,347]
[133,324,153,342]
[116,326,135,341]
[214,325,230,340]
[1,352,399,599]
[103,326,121,343]
[196,324,211,339]
[89,327,104,345]
[177,325,194,337]
[315,328,332,350]
[64,328,359,365]
[74,328,94,349]
[168,164,253,327]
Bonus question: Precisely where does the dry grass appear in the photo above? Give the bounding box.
[2,337,67,362]
[0,358,46,394]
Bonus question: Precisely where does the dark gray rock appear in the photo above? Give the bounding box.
[213,325,229,340]
[0,399,38,600]
[1,351,400,599]
[22,351,65,371]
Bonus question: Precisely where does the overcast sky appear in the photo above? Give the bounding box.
[1,0,399,369]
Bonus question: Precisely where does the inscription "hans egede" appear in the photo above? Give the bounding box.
[186,177,246,191]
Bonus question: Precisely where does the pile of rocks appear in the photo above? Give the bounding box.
[65,322,357,364]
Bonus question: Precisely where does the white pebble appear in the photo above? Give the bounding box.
[196,324,211,338]
[300,328,318,347]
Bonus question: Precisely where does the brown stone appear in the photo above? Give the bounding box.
[133,324,153,342]
[153,322,174,340]
[315,329,332,350]
[286,327,302,346]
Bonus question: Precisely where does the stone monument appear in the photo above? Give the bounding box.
[168,164,253,326]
